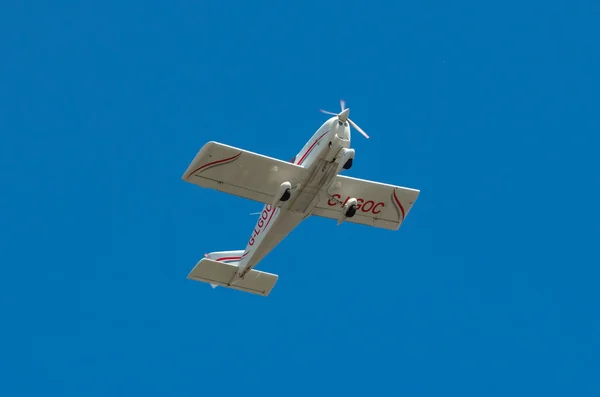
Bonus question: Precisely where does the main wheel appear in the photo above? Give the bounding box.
[345,204,357,218]
[280,188,291,202]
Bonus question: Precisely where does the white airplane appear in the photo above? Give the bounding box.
[182,100,420,296]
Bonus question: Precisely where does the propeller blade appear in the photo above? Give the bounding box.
[319,109,338,116]
[340,99,346,111]
[349,119,369,139]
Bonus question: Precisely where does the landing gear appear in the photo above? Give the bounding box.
[271,181,292,207]
[345,204,357,218]
[280,188,291,202]
[337,198,358,226]
[343,158,353,170]
[336,148,355,173]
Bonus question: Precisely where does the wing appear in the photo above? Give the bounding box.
[311,175,420,230]
[182,141,310,206]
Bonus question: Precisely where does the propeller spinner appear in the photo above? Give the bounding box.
[319,100,369,139]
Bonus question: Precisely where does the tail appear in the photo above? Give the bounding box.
[188,250,278,296]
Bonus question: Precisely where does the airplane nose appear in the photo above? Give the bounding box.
[339,108,350,122]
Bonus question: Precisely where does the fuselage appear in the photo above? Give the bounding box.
[236,117,352,277]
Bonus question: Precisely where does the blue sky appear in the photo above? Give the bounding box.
[1,0,599,395]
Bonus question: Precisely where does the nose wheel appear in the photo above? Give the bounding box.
[343,158,353,170]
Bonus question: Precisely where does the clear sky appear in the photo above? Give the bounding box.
[1,1,599,396]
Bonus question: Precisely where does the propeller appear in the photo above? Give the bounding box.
[319,99,369,139]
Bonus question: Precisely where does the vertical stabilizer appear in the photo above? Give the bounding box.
[204,250,245,265]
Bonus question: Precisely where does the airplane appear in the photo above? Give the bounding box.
[182,100,420,297]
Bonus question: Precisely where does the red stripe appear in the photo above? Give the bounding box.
[238,208,277,260]
[296,131,329,165]
[263,207,278,232]
[187,152,242,178]
[392,189,406,221]
[216,256,242,261]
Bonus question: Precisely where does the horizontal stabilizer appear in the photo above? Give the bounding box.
[187,258,278,296]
